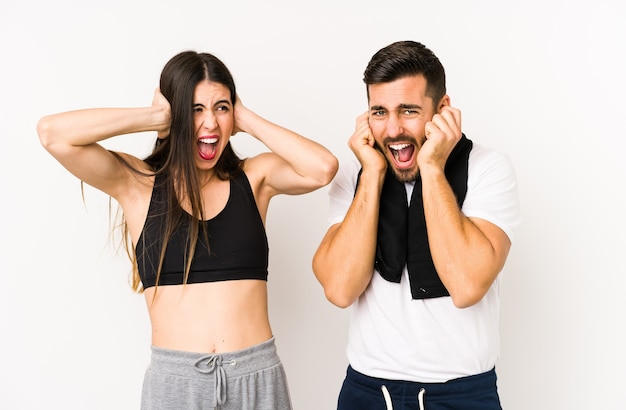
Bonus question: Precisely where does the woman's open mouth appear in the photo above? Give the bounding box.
[198,136,218,160]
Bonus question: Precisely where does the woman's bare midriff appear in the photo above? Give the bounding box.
[144,279,272,354]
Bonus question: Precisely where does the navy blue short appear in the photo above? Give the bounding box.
[337,365,502,410]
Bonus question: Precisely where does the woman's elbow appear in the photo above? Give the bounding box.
[36,117,54,148]
[317,155,339,187]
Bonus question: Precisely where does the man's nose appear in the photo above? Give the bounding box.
[386,112,404,138]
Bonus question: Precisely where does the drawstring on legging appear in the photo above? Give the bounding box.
[194,354,237,408]
[381,385,427,410]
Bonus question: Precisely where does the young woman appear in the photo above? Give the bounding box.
[37,51,338,410]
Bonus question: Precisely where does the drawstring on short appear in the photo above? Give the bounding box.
[194,355,237,408]
[417,388,425,409]
[381,385,393,409]
[381,385,426,410]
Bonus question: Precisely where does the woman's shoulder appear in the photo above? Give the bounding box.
[240,152,273,182]
[110,152,156,210]
[107,151,155,179]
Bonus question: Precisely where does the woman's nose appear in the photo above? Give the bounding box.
[202,111,217,129]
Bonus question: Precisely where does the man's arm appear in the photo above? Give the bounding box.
[312,168,385,308]
[422,168,511,308]
[312,113,387,308]
[420,106,512,308]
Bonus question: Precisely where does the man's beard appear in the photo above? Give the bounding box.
[388,162,419,182]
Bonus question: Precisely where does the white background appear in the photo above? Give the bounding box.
[1,1,625,409]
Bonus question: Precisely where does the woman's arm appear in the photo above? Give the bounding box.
[234,99,338,197]
[37,89,170,199]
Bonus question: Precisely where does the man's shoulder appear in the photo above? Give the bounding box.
[469,143,513,169]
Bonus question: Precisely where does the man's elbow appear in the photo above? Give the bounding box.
[323,286,356,309]
[313,264,356,309]
[448,277,494,309]
[450,291,483,309]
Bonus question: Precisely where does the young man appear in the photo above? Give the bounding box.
[313,41,520,409]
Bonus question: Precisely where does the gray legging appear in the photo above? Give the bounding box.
[141,337,292,410]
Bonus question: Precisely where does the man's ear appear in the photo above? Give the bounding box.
[437,95,451,113]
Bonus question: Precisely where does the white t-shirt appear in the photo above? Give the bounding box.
[327,143,521,383]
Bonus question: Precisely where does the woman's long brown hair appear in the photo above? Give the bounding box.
[113,51,243,293]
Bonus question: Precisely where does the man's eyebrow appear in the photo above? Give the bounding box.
[398,103,422,110]
[370,103,423,111]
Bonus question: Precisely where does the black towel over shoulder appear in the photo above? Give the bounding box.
[356,134,472,300]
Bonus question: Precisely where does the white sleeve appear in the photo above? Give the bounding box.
[327,155,361,227]
[462,144,522,243]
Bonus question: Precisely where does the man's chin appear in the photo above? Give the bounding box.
[390,165,419,183]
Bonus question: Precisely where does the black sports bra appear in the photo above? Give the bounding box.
[135,171,269,289]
